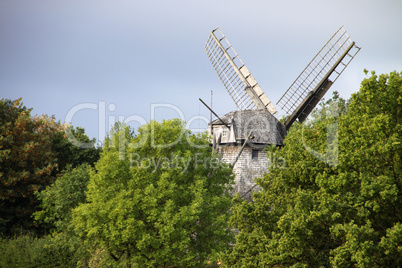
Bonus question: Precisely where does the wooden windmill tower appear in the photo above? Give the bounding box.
[203,26,360,201]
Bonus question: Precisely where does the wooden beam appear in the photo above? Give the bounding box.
[232,130,253,168]
[199,98,230,128]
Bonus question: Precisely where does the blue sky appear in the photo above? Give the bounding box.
[1,0,401,141]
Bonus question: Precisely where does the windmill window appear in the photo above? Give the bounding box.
[222,129,227,137]
[252,149,258,160]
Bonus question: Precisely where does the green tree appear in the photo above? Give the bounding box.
[31,164,93,267]
[0,98,100,236]
[52,126,100,171]
[72,119,234,267]
[0,98,61,235]
[34,164,91,233]
[223,71,402,267]
[0,232,89,268]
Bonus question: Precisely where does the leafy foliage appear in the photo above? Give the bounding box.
[0,98,100,236]
[72,119,235,267]
[0,233,89,268]
[223,71,402,267]
[34,164,91,233]
[52,126,100,171]
[0,98,62,235]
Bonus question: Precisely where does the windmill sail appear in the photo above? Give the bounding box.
[205,27,277,114]
[277,26,360,130]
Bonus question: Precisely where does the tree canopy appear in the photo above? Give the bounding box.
[0,98,62,234]
[0,98,99,236]
[1,70,401,267]
[223,71,402,267]
[34,164,92,233]
[72,119,235,267]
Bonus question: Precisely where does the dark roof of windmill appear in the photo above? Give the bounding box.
[211,109,286,146]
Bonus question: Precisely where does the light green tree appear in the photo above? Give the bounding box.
[72,119,234,267]
[223,71,402,267]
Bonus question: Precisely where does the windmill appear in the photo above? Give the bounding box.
[203,26,360,200]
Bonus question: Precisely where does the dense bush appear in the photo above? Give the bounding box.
[0,233,88,267]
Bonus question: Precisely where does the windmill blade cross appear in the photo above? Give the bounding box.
[277,26,360,130]
[205,27,277,114]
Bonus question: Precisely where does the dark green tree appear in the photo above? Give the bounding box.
[72,119,235,267]
[52,126,100,171]
[0,98,61,235]
[0,98,100,236]
[223,71,402,267]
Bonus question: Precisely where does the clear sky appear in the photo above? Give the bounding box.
[1,0,401,141]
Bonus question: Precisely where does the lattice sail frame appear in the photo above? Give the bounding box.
[205,27,277,114]
[277,26,360,129]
